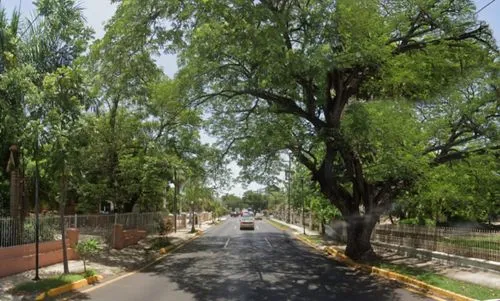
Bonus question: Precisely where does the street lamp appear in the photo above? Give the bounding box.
[168,182,176,233]
[33,131,40,281]
[287,152,292,224]
[190,200,195,233]
[301,178,306,235]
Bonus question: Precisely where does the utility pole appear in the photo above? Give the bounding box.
[173,168,177,233]
[190,201,195,233]
[33,131,40,281]
[287,152,292,224]
[301,178,306,235]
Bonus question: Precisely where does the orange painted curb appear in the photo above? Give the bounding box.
[323,246,474,301]
[35,275,103,301]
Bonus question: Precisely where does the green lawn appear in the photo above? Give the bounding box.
[11,270,96,295]
[442,236,500,251]
[374,262,500,300]
[267,219,291,231]
[151,237,172,249]
[298,234,324,245]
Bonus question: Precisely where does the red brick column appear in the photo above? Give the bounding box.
[66,228,80,248]
[113,224,124,250]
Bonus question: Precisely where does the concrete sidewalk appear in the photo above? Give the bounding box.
[0,221,217,301]
[270,217,320,236]
[270,217,500,291]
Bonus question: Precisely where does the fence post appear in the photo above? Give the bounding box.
[74,213,77,228]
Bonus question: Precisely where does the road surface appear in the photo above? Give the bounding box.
[71,219,434,301]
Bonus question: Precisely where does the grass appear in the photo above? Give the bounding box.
[151,237,172,249]
[267,219,291,231]
[298,234,324,245]
[11,270,96,295]
[442,236,500,251]
[373,262,500,300]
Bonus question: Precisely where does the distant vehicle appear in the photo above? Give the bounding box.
[230,212,239,217]
[255,214,263,220]
[239,212,255,230]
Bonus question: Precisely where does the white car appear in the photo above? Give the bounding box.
[239,213,255,230]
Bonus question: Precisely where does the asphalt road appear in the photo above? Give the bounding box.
[71,218,434,301]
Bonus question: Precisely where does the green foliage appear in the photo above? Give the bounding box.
[155,216,173,235]
[12,273,86,294]
[75,239,100,272]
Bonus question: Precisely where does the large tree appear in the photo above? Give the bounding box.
[101,0,497,260]
[103,0,498,259]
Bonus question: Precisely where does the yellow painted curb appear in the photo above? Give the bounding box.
[35,275,103,301]
[323,247,474,301]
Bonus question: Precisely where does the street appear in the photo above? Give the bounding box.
[70,219,434,301]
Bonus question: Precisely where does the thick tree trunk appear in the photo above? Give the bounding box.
[344,215,378,261]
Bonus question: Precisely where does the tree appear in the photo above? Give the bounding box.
[221,194,245,211]
[102,0,497,259]
[75,239,99,273]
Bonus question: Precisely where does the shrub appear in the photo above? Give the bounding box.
[75,239,100,272]
[155,216,173,235]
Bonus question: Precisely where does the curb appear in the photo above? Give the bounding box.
[63,226,208,299]
[35,275,103,301]
[294,234,474,301]
[324,246,475,301]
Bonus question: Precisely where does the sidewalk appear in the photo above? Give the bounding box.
[270,217,320,236]
[270,217,500,291]
[0,221,216,301]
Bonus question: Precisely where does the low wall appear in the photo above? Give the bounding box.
[0,228,79,278]
[164,214,187,231]
[112,224,146,250]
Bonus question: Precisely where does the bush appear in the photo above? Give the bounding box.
[75,239,100,272]
[399,217,435,226]
[155,216,173,235]
[23,219,58,243]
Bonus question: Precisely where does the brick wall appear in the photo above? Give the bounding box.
[0,228,79,278]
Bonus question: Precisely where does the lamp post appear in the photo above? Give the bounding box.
[168,182,176,233]
[33,130,40,281]
[287,152,292,224]
[190,200,195,233]
[301,178,306,235]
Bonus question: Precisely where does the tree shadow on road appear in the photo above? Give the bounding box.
[134,232,428,301]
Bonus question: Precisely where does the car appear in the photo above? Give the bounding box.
[230,212,239,217]
[239,212,255,230]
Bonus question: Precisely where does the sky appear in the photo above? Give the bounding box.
[4,0,500,196]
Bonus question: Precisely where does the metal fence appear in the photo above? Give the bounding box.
[373,224,500,262]
[0,212,167,248]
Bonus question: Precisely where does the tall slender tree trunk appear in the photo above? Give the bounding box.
[7,145,23,244]
[59,169,69,274]
[105,98,121,212]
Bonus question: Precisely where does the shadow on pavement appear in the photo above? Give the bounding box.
[137,231,425,301]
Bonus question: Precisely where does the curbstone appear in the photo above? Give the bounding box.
[295,235,475,301]
[35,275,103,301]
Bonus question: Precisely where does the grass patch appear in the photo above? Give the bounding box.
[374,262,500,300]
[11,270,96,295]
[151,237,172,250]
[298,234,325,245]
[442,237,500,251]
[267,219,291,231]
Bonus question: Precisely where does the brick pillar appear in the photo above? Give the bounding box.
[113,224,124,250]
[66,228,80,248]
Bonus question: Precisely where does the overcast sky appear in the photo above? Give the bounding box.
[4,0,499,196]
